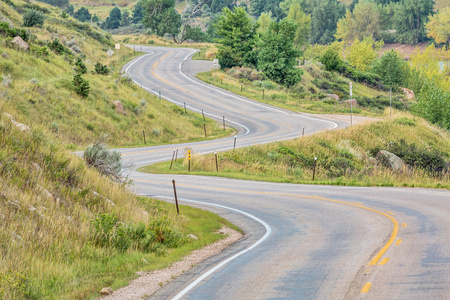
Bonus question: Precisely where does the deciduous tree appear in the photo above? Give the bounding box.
[286,3,311,51]
[346,36,384,71]
[426,6,450,44]
[257,19,302,86]
[335,0,381,42]
[215,7,259,69]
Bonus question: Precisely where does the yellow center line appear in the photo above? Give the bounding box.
[361,282,372,293]
[402,223,407,227]
[386,211,394,215]
[379,257,390,265]
[135,179,399,267]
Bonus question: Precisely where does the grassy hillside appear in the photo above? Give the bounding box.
[0,0,232,149]
[0,117,235,299]
[143,110,450,189]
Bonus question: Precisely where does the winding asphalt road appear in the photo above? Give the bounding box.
[120,46,450,300]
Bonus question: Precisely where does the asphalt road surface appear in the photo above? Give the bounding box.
[120,46,450,300]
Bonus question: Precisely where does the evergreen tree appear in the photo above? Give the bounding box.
[372,49,407,88]
[120,11,131,27]
[393,0,434,44]
[132,1,144,23]
[74,7,91,22]
[66,4,74,16]
[92,14,99,23]
[309,0,345,44]
[105,7,122,29]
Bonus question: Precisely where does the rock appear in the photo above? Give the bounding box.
[37,185,54,201]
[376,150,406,172]
[11,231,22,242]
[105,198,116,206]
[11,120,30,132]
[2,53,9,59]
[400,87,415,100]
[32,162,41,173]
[344,99,358,106]
[12,36,29,51]
[7,200,20,210]
[326,93,340,101]
[2,112,13,120]
[187,234,198,240]
[100,287,113,295]
[113,100,128,116]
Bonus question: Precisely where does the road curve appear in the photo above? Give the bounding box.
[120,46,450,300]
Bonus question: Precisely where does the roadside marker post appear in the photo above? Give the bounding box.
[184,102,187,114]
[159,91,161,101]
[313,157,317,180]
[302,128,305,137]
[172,180,180,214]
[142,130,146,144]
[170,149,176,170]
[215,152,218,172]
[350,82,353,126]
[233,135,237,152]
[175,147,179,160]
[223,116,225,131]
[390,87,392,120]
[203,123,207,138]
[188,150,191,172]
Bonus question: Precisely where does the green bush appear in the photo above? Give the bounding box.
[94,62,110,75]
[48,39,66,55]
[0,22,29,41]
[23,10,45,27]
[358,95,409,111]
[388,139,448,174]
[74,57,87,74]
[72,73,90,97]
[320,48,343,72]
[83,142,123,181]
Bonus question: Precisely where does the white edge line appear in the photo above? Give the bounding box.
[179,50,339,130]
[124,49,251,136]
[148,196,271,300]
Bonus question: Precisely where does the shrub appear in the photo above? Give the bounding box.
[48,39,66,55]
[388,139,448,174]
[83,142,123,181]
[72,73,90,97]
[94,62,110,75]
[74,58,87,74]
[23,10,45,27]
[320,48,343,72]
[0,22,29,41]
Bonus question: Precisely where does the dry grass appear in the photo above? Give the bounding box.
[143,110,449,189]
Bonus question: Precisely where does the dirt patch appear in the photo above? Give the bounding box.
[381,43,428,60]
[101,226,242,300]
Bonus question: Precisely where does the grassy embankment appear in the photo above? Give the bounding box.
[0,0,232,150]
[0,119,237,299]
[1,1,237,299]
[141,110,449,189]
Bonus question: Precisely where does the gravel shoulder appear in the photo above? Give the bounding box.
[101,227,242,300]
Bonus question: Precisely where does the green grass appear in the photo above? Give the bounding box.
[140,110,450,189]
[196,64,399,116]
[0,118,237,299]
